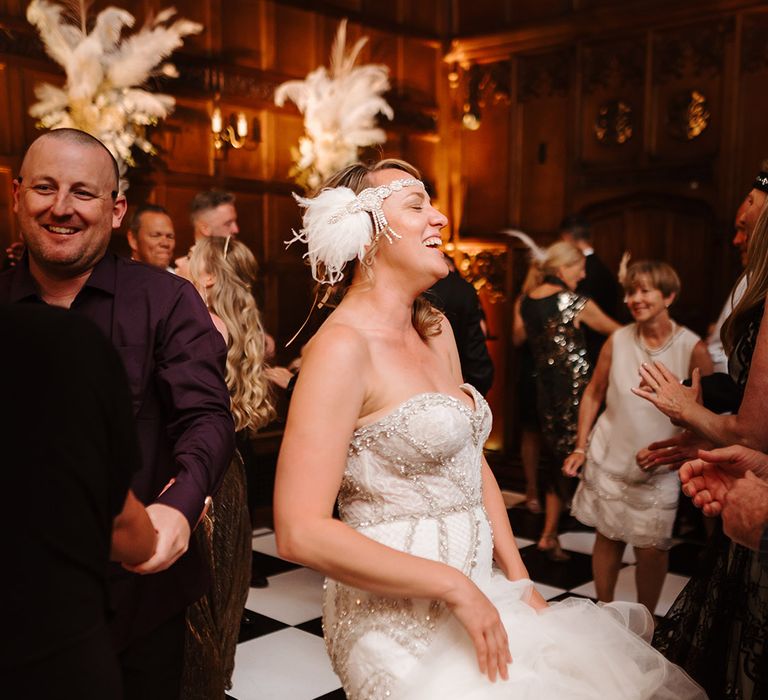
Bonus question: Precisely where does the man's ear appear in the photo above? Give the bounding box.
[112,194,128,229]
[12,178,21,214]
[126,230,139,254]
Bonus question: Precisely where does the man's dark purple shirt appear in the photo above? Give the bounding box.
[0,253,235,647]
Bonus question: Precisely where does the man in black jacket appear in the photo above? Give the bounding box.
[427,255,494,396]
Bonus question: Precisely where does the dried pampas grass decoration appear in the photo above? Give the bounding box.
[26,0,202,190]
[274,19,393,191]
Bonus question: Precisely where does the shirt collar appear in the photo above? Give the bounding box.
[83,252,117,295]
[7,252,117,302]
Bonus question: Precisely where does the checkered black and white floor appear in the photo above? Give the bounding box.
[229,495,704,700]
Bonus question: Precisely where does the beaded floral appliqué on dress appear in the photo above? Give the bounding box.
[323,385,492,700]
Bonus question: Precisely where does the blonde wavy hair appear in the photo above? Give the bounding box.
[189,237,275,434]
[312,158,442,340]
[723,200,768,354]
[526,241,584,289]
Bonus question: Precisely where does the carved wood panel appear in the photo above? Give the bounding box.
[580,37,645,164]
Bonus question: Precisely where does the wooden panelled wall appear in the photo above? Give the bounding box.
[447,0,768,452]
[1,0,767,457]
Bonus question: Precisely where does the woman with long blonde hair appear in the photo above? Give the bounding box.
[176,235,274,699]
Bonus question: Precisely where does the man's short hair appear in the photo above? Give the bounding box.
[129,204,171,233]
[559,214,592,242]
[32,128,120,194]
[190,190,235,224]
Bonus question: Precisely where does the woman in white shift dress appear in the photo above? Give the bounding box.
[563,261,713,614]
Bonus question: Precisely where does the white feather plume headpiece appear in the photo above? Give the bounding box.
[287,177,423,284]
[26,0,202,190]
[501,229,547,264]
[274,19,394,189]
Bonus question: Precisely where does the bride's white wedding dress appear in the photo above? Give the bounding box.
[323,384,705,700]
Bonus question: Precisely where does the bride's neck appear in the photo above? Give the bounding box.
[344,280,417,334]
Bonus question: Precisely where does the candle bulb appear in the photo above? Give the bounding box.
[211,107,223,134]
[236,112,248,139]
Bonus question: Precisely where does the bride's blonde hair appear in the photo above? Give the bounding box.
[189,237,275,434]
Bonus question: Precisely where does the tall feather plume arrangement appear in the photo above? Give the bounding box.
[26,0,202,190]
[274,19,394,190]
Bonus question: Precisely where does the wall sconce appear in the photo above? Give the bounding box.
[211,99,257,154]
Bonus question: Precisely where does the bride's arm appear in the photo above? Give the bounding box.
[480,460,548,610]
[274,323,512,681]
[435,320,547,608]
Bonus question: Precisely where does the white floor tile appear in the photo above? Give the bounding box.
[515,536,535,549]
[252,532,279,557]
[231,627,341,700]
[252,527,273,537]
[570,566,688,616]
[535,582,567,601]
[654,571,688,617]
[501,490,526,508]
[246,567,325,625]
[558,530,636,564]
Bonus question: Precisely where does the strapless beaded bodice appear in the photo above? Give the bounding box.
[339,384,492,531]
[324,384,493,700]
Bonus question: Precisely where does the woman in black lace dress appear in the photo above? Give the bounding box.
[520,242,620,559]
[635,204,768,698]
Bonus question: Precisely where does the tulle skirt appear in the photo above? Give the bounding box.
[397,576,706,700]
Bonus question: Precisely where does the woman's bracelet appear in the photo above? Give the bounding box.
[572,448,586,455]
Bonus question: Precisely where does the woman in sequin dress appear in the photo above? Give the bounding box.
[562,261,712,613]
[272,160,705,700]
[176,237,275,699]
[520,242,620,560]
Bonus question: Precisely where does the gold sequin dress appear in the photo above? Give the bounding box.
[323,384,704,700]
[520,290,591,496]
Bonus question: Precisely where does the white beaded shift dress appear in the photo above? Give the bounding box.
[323,383,704,699]
[571,323,700,549]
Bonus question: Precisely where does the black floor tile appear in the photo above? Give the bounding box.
[295,616,325,638]
[314,689,346,699]
[520,546,594,590]
[252,550,301,577]
[668,540,706,577]
[547,590,598,604]
[507,507,544,541]
[238,608,289,643]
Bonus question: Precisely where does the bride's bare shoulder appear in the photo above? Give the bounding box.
[303,318,372,370]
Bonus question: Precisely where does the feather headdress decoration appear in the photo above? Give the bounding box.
[274,19,394,190]
[501,229,547,264]
[26,0,202,190]
[287,177,423,284]
[287,187,373,284]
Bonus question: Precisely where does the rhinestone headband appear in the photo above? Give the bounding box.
[328,177,423,243]
[754,171,768,194]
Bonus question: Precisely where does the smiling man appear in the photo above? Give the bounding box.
[126,203,176,269]
[0,128,234,698]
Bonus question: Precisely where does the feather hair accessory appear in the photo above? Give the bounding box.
[287,187,372,285]
[287,177,424,284]
[501,229,547,264]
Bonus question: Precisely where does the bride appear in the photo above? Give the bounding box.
[274,159,704,699]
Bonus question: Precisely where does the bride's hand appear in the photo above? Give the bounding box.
[446,577,512,682]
